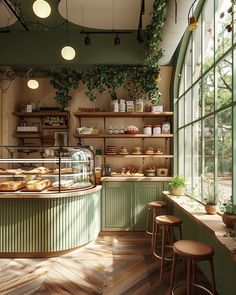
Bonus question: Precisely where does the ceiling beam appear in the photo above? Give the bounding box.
[2,0,29,31]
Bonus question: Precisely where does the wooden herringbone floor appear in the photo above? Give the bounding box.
[0,232,211,295]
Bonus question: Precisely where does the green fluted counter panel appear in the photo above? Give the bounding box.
[0,187,101,256]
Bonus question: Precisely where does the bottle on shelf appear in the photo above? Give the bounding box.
[108,125,113,134]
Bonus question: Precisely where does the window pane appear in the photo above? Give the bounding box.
[216,0,232,58]
[217,108,232,207]
[179,67,184,96]
[185,126,192,186]
[216,54,232,109]
[178,129,184,176]
[202,0,214,72]
[192,82,202,120]
[192,122,202,201]
[185,39,192,91]
[193,15,202,82]
[185,91,192,125]
[204,116,215,176]
[203,70,214,115]
[178,97,184,128]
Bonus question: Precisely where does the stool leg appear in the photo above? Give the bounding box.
[209,257,216,295]
[187,258,192,295]
[192,261,196,295]
[151,208,157,246]
[160,225,165,282]
[152,220,157,252]
[145,207,151,241]
[179,224,183,240]
[169,252,177,295]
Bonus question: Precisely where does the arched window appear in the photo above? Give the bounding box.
[174,0,234,209]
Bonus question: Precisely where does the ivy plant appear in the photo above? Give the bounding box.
[50,0,166,107]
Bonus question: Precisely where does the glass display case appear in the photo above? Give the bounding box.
[0,146,95,193]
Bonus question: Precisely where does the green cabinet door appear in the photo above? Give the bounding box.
[102,182,133,230]
[133,182,164,230]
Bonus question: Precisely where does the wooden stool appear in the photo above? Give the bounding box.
[153,215,183,282]
[145,200,167,248]
[170,240,216,295]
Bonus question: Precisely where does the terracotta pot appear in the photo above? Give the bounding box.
[205,204,218,215]
[171,187,185,196]
[222,213,236,228]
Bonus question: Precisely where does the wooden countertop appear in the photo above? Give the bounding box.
[163,191,236,261]
[101,177,172,182]
[0,185,102,199]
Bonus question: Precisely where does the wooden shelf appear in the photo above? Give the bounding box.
[12,112,69,117]
[41,125,68,129]
[13,133,42,138]
[73,111,173,118]
[104,154,173,158]
[74,134,173,138]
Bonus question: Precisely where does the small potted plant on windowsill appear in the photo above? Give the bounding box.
[202,175,218,215]
[222,196,236,228]
[169,175,186,196]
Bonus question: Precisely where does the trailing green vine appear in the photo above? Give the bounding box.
[144,0,166,68]
[50,0,166,107]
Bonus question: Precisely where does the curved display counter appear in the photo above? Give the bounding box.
[0,186,102,257]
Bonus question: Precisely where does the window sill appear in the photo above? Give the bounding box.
[163,191,236,261]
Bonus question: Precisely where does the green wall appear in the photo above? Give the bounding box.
[0,31,144,66]
[171,205,236,295]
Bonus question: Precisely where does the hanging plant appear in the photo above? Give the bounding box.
[50,0,166,107]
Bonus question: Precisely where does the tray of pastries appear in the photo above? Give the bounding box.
[145,147,154,155]
[145,166,156,176]
[119,146,129,155]
[22,179,51,192]
[110,166,143,177]
[23,167,51,174]
[131,146,142,155]
[49,180,92,191]
[0,168,25,175]
[0,180,26,191]
[52,167,72,174]
[106,145,117,155]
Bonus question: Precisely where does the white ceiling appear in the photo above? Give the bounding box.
[58,0,154,30]
[0,1,17,28]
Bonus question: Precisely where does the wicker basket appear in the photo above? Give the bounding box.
[171,187,185,196]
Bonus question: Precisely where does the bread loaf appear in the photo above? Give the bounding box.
[26,179,51,191]
[0,180,26,191]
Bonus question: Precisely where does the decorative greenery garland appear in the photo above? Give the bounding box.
[50,0,166,108]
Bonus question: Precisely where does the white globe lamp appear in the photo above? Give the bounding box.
[61,45,76,60]
[33,0,51,18]
[27,79,39,89]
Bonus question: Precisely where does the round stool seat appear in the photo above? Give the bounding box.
[148,200,167,208]
[156,215,182,225]
[174,240,214,259]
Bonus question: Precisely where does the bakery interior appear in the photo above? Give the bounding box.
[0,0,236,294]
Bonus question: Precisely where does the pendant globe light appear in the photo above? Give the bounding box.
[27,69,39,89]
[61,0,76,61]
[33,0,51,18]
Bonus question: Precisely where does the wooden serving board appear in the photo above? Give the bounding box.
[0,188,22,192]
[48,184,93,191]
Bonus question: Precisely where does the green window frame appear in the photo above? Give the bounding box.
[173,0,235,210]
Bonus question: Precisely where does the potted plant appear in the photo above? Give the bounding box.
[169,176,185,196]
[222,196,236,228]
[202,175,218,215]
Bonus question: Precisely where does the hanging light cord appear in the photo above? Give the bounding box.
[188,0,198,23]
[175,0,177,24]
[66,0,69,43]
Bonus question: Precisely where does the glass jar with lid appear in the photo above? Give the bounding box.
[153,125,161,135]
[143,125,152,135]
[162,122,171,134]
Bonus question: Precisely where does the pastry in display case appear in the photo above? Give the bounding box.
[0,146,95,193]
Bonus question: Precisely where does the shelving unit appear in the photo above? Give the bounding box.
[73,111,173,177]
[12,111,69,145]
